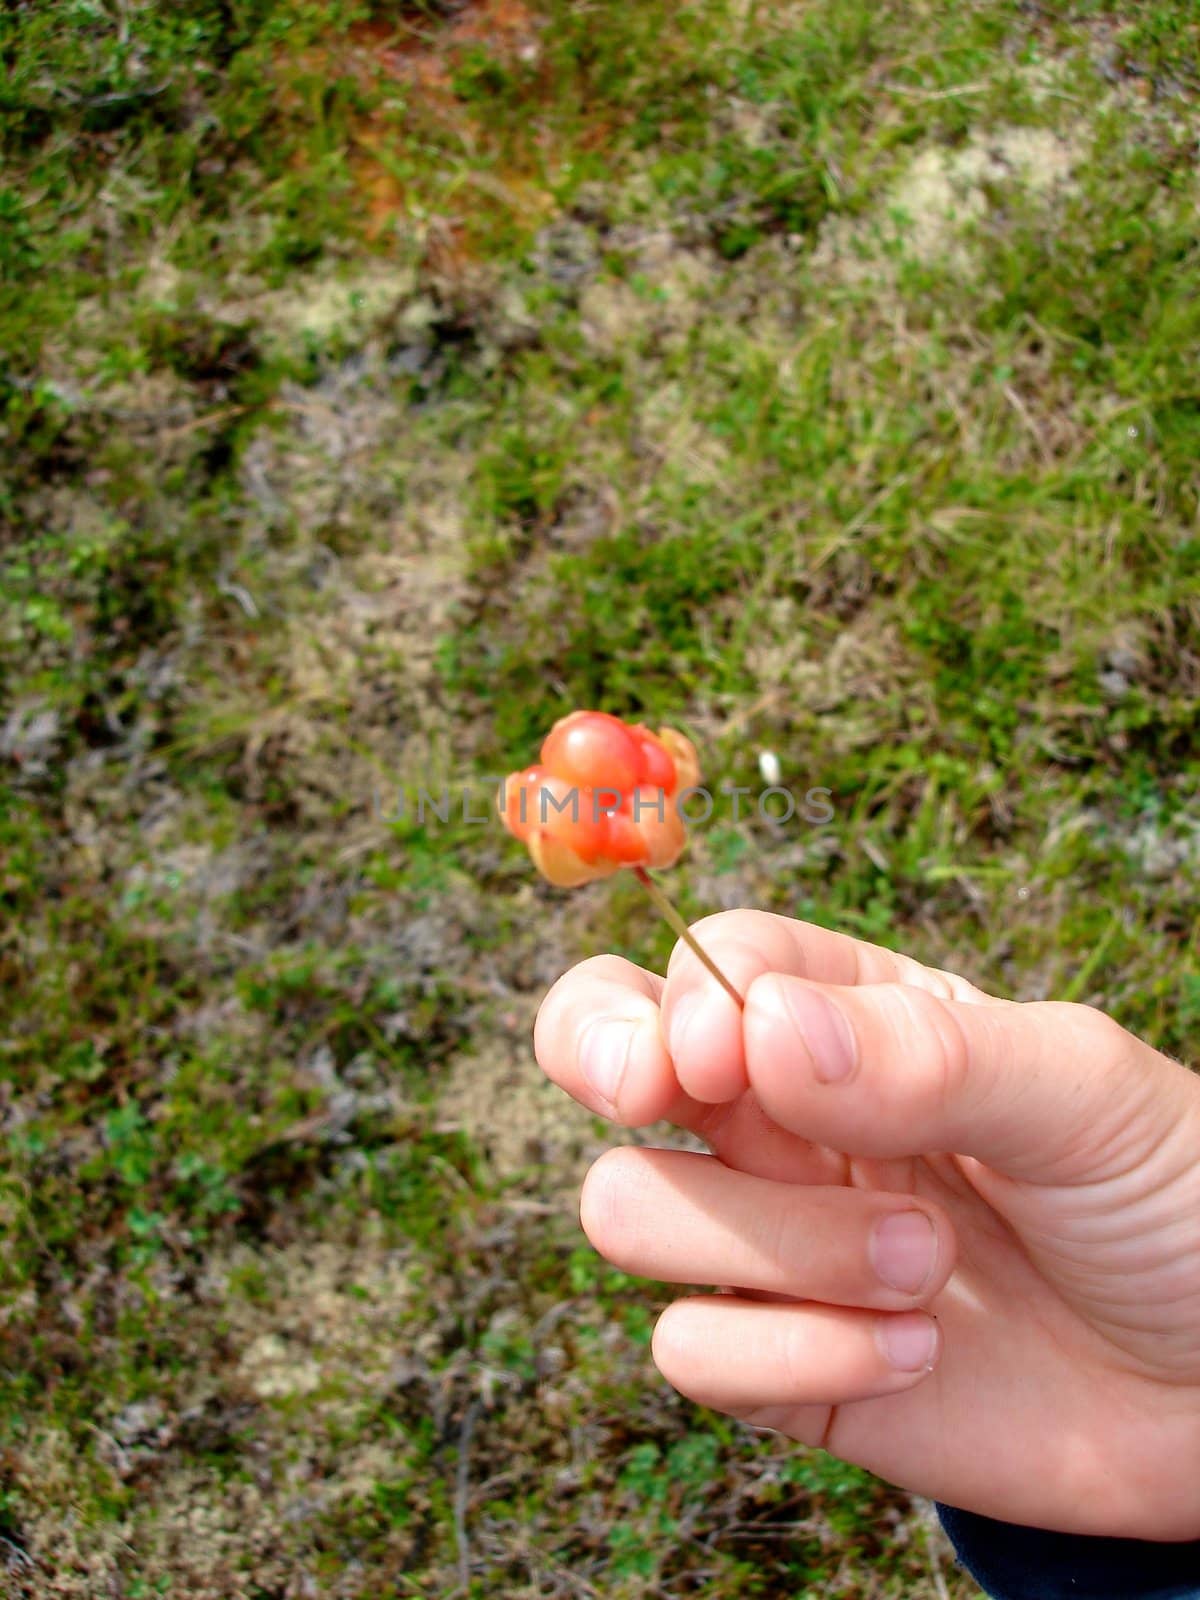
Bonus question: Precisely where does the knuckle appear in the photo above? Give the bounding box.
[896,952,954,1000]
[936,965,992,1005]
[666,910,774,974]
[762,1200,808,1284]
[886,984,969,1108]
[1043,1001,1131,1071]
[666,911,730,973]
[778,1317,817,1399]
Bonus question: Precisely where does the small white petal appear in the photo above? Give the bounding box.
[758,750,782,786]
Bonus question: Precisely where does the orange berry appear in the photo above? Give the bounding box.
[502,712,701,886]
[632,790,687,868]
[605,808,650,864]
[533,775,610,862]
[629,726,678,792]
[496,765,545,843]
[527,830,616,888]
[541,710,641,799]
[656,727,700,793]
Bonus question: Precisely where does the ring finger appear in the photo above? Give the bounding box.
[653,1295,944,1418]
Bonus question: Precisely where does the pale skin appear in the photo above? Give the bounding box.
[533,911,1200,1541]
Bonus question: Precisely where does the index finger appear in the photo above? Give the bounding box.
[532,953,847,1185]
[661,910,994,1104]
[534,914,994,1123]
[534,954,679,1126]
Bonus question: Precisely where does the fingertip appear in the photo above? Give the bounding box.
[534,958,674,1126]
[745,973,859,1087]
[870,1204,958,1303]
[611,1013,679,1126]
[743,973,806,1101]
[662,988,748,1103]
[877,1310,942,1374]
[663,940,773,1105]
[650,1296,700,1377]
[743,971,787,1031]
[569,1009,674,1125]
[578,1145,627,1251]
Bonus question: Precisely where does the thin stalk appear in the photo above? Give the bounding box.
[632,866,743,1008]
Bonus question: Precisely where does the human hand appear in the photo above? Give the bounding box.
[534,911,1200,1540]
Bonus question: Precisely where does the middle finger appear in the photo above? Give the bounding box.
[581,1147,955,1309]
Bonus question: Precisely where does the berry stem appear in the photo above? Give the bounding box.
[632,866,743,1007]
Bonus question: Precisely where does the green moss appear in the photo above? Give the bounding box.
[0,0,1196,1591]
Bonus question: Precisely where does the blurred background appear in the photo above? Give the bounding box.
[1,1,1198,1594]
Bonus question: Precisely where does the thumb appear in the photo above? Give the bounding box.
[743,974,1194,1183]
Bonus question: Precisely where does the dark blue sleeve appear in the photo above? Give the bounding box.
[936,1504,1200,1600]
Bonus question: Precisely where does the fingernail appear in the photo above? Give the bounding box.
[871,1211,937,1295]
[666,995,702,1064]
[578,1017,636,1108]
[778,982,857,1083]
[880,1312,938,1372]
